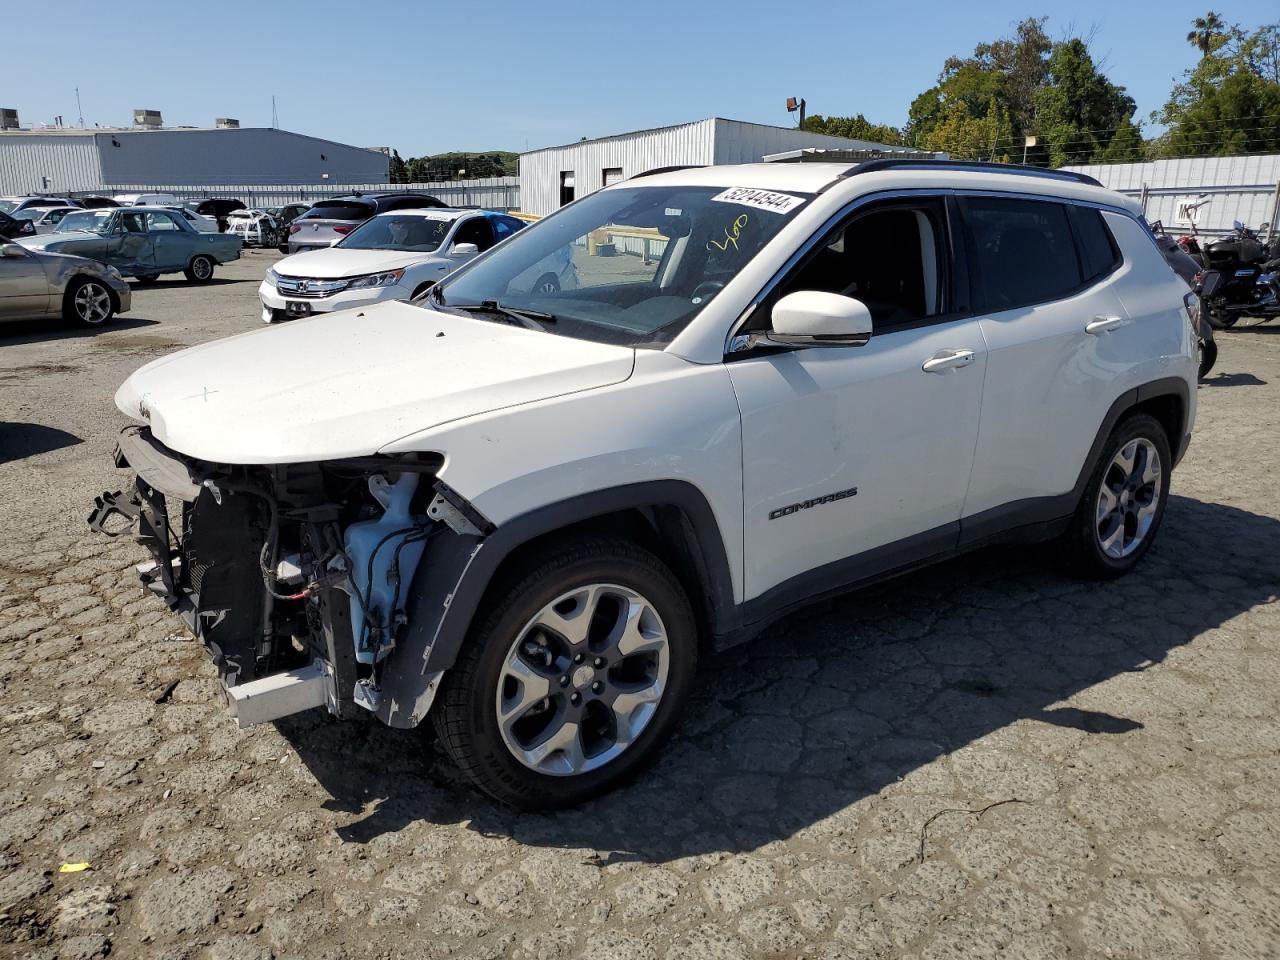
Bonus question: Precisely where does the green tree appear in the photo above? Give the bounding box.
[1158,18,1280,157]
[388,149,407,184]
[921,97,1014,161]
[1034,38,1138,165]
[1187,11,1226,57]
[800,113,904,145]
[905,17,1051,148]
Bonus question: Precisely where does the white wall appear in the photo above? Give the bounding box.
[519,120,717,216]
[1064,154,1280,236]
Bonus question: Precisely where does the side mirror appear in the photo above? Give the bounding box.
[1,243,27,258]
[767,291,872,347]
[451,242,479,257]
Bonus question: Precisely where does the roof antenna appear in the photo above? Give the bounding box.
[75,87,84,128]
[271,95,277,129]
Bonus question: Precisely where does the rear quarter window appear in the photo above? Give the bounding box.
[960,196,1083,312]
[1069,206,1122,281]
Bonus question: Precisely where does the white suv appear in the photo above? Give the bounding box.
[89,160,1197,809]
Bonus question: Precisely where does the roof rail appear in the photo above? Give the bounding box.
[629,164,706,180]
[836,158,1102,187]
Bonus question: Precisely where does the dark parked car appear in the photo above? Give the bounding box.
[178,198,248,232]
[268,202,312,252]
[286,193,444,253]
[0,210,36,240]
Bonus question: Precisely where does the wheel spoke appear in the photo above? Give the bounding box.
[613,597,665,657]
[1098,516,1125,558]
[606,683,662,746]
[1136,444,1160,487]
[1096,484,1118,523]
[498,656,551,728]
[523,719,585,771]
[532,584,601,645]
[1113,441,1137,480]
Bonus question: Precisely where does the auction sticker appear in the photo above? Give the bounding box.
[711,187,805,214]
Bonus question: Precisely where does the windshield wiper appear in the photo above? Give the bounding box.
[446,300,557,331]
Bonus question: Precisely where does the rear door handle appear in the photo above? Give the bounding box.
[1085,315,1125,335]
[922,348,976,374]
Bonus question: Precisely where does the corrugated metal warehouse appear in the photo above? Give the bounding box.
[1064,154,1280,238]
[518,117,932,216]
[0,126,388,195]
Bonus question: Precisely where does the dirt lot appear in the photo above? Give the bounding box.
[1,254,1279,960]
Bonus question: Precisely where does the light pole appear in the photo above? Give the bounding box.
[786,96,807,128]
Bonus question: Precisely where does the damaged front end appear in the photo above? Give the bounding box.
[87,426,487,728]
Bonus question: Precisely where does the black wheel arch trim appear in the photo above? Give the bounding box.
[377,480,736,728]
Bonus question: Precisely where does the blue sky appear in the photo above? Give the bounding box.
[6,1,1276,156]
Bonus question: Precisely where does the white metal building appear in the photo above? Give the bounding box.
[518,117,932,216]
[0,126,389,195]
[1063,154,1280,238]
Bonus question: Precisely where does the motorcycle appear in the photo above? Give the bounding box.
[1150,220,1217,379]
[1198,220,1280,329]
[1193,271,1221,380]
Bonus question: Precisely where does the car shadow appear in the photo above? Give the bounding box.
[1202,371,1267,387]
[0,423,82,464]
[278,493,1279,862]
[0,317,158,346]
[130,278,238,290]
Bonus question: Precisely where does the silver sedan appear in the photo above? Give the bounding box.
[0,240,132,326]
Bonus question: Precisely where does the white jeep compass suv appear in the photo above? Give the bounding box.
[89,160,1197,809]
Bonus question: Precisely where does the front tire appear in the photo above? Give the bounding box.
[432,538,697,810]
[135,273,160,285]
[1061,413,1171,578]
[63,277,115,326]
[184,255,215,283]
[532,272,561,295]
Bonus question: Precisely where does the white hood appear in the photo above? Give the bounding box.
[115,301,636,463]
[274,247,443,278]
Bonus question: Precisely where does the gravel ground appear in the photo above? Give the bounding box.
[1,257,1279,960]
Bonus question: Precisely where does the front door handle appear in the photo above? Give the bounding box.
[922,348,976,374]
[1085,315,1125,335]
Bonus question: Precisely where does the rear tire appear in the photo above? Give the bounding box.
[532,272,561,295]
[1060,413,1171,578]
[432,537,697,810]
[135,274,160,284]
[63,277,115,326]
[1207,306,1238,329]
[184,255,215,283]
[1198,336,1217,380]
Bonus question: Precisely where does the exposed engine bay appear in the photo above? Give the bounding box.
[87,426,490,727]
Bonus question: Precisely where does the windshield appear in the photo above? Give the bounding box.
[12,208,42,221]
[0,200,17,214]
[56,210,114,234]
[432,184,810,347]
[339,213,457,252]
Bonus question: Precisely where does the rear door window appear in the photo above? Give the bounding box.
[452,217,496,251]
[960,196,1083,311]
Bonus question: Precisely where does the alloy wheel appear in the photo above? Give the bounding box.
[193,257,212,280]
[495,583,670,777]
[1095,437,1162,559]
[74,282,112,324]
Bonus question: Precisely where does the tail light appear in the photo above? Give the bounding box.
[288,223,302,234]
[333,225,354,235]
[1183,291,1200,335]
